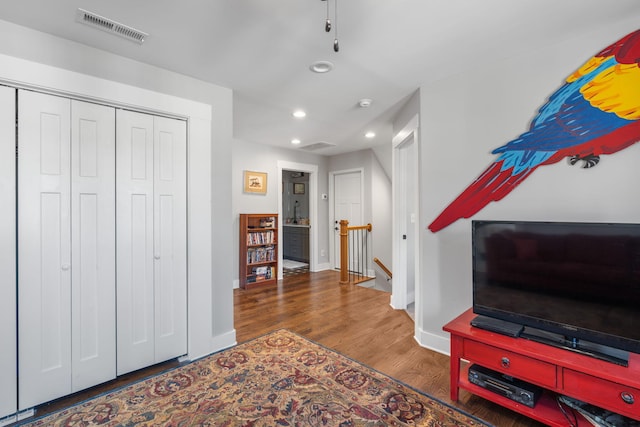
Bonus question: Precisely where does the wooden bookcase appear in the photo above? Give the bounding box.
[239,213,278,289]
[444,309,640,426]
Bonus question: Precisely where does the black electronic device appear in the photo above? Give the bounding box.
[471,315,523,337]
[468,364,542,408]
[472,220,640,365]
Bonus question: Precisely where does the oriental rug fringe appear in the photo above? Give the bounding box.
[19,329,491,426]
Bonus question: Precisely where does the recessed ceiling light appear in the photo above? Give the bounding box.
[309,60,334,73]
[358,99,373,108]
[365,131,376,139]
[292,110,306,118]
[291,138,301,145]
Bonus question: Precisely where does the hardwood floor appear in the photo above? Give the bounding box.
[12,269,543,426]
[235,270,543,427]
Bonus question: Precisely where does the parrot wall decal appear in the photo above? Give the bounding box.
[428,29,640,233]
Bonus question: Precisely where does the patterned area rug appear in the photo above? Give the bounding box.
[19,329,490,426]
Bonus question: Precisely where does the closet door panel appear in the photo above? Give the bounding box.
[71,100,116,391]
[116,109,155,375]
[153,117,187,362]
[0,86,16,419]
[18,90,72,409]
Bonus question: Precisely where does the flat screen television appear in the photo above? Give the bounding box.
[472,220,640,365]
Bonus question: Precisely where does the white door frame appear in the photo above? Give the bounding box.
[277,161,318,278]
[0,86,15,419]
[329,168,364,270]
[0,52,228,365]
[391,115,420,312]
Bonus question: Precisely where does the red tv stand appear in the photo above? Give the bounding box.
[443,309,640,426]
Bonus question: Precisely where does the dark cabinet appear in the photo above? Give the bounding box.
[283,226,309,262]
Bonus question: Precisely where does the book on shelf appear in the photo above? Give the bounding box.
[251,265,275,281]
[259,217,276,228]
[246,230,274,245]
[247,245,275,264]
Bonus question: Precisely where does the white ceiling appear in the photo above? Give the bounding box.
[0,0,638,156]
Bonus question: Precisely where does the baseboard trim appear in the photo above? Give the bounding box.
[415,326,450,356]
[313,262,332,272]
[0,408,35,427]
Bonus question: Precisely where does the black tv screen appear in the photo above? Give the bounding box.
[472,220,640,357]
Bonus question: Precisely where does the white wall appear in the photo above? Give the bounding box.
[0,19,236,358]
[372,143,392,179]
[232,139,330,284]
[371,155,393,275]
[418,20,640,354]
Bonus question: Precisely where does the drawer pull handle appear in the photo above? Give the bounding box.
[501,357,510,368]
[621,392,635,405]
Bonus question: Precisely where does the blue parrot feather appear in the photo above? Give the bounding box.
[535,56,618,125]
[498,150,555,174]
[493,90,629,154]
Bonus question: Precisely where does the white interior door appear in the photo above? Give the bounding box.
[117,110,187,375]
[0,85,16,418]
[332,170,363,269]
[18,92,117,409]
[392,117,419,311]
[400,136,417,306]
[116,110,155,375]
[70,100,116,391]
[153,115,187,363]
[18,90,72,409]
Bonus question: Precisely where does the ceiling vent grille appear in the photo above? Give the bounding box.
[76,8,148,44]
[299,142,336,151]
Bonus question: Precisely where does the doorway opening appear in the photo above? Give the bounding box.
[277,161,318,280]
[392,115,420,322]
[282,169,310,276]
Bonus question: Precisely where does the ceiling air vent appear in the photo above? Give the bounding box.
[76,8,148,44]
[299,142,336,151]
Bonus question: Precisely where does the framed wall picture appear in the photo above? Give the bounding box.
[244,170,267,194]
[293,183,305,195]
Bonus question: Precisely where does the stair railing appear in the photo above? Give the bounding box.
[339,220,374,285]
[373,257,392,281]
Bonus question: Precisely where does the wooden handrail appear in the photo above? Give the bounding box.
[373,257,392,279]
[339,220,349,284]
[347,223,372,232]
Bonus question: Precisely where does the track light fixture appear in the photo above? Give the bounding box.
[334,0,339,52]
[324,0,331,32]
[321,0,340,52]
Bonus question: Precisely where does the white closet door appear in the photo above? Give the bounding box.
[18,90,72,409]
[116,110,187,375]
[70,100,116,391]
[116,110,155,375]
[0,86,16,418]
[153,116,187,362]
